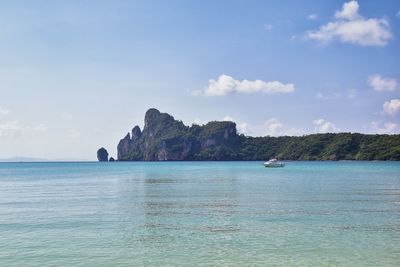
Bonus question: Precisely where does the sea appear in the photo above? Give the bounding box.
[0,161,399,266]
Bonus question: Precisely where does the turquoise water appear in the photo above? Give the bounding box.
[0,161,399,266]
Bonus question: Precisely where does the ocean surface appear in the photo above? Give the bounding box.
[0,161,399,266]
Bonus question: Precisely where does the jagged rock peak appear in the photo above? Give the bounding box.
[123,132,131,141]
[97,147,109,162]
[132,126,142,140]
[144,108,175,129]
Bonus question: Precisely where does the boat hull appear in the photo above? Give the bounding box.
[263,163,285,168]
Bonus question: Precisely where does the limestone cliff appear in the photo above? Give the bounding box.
[117,108,240,161]
[114,108,400,161]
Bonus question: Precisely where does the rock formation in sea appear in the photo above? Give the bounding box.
[97,147,109,162]
[112,108,400,161]
[117,108,239,161]
[109,157,115,162]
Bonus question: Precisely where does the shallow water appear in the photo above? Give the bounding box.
[0,161,399,266]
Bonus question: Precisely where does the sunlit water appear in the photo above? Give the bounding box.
[0,161,399,266]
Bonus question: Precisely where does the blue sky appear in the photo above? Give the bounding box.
[0,0,399,160]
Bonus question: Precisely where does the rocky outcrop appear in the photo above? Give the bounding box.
[111,108,400,161]
[97,147,109,161]
[109,157,115,162]
[117,133,133,160]
[117,108,239,161]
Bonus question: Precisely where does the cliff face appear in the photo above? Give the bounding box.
[117,108,240,161]
[116,108,400,161]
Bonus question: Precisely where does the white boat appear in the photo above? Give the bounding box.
[263,158,285,168]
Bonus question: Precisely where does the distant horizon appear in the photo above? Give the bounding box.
[1,0,399,160]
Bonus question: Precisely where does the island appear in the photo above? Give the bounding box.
[96,147,109,162]
[98,108,400,161]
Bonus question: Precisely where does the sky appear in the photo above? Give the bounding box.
[0,0,399,160]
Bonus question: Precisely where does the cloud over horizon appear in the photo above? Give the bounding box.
[194,74,295,96]
[371,121,400,134]
[307,0,392,46]
[313,118,339,133]
[383,99,400,115]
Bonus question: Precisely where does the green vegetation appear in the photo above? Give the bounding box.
[117,109,400,161]
[239,133,400,161]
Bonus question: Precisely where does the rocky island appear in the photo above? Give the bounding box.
[98,108,400,161]
[96,147,109,161]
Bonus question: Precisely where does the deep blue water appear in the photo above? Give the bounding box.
[0,161,399,266]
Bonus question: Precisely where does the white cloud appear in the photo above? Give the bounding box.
[0,107,10,115]
[222,116,234,122]
[264,24,273,30]
[335,0,360,20]
[313,118,339,133]
[371,121,400,134]
[192,119,202,125]
[307,14,318,20]
[264,118,284,136]
[307,0,392,46]
[383,99,400,115]
[237,122,249,134]
[197,74,295,96]
[368,74,397,92]
[262,118,304,136]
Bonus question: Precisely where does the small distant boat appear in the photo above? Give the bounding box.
[263,158,285,168]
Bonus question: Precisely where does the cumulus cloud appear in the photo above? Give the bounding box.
[237,122,249,134]
[307,14,318,20]
[222,116,234,122]
[0,107,10,115]
[192,119,202,125]
[195,74,295,96]
[313,118,339,133]
[222,116,304,136]
[307,0,392,46]
[383,99,400,115]
[262,118,304,136]
[264,118,284,136]
[371,121,400,134]
[335,0,360,20]
[368,74,397,92]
